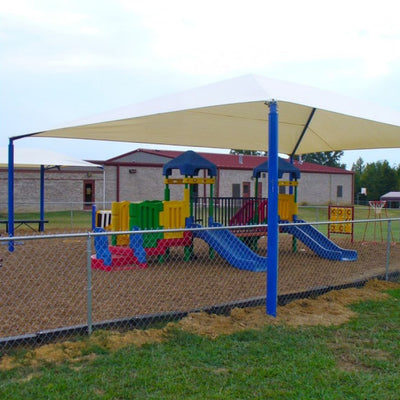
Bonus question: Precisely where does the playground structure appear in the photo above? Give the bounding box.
[91,151,357,271]
[91,151,215,270]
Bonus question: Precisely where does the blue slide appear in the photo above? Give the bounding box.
[280,219,357,261]
[190,220,267,272]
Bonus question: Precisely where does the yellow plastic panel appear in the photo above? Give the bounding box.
[111,201,130,245]
[160,200,190,239]
[278,194,297,221]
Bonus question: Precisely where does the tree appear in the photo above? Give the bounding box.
[360,161,399,200]
[300,151,346,168]
[351,157,365,196]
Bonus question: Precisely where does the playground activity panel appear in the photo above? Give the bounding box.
[328,205,354,242]
[92,151,357,271]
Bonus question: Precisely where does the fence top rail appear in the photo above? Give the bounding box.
[0,224,267,242]
[279,217,400,227]
[0,217,399,242]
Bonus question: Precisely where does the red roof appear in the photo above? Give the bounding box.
[107,148,353,175]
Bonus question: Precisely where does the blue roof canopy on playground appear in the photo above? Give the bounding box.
[162,150,217,177]
[253,157,301,179]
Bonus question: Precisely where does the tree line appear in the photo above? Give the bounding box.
[351,157,399,201]
[301,152,400,201]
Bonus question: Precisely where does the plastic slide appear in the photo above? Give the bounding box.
[279,219,357,261]
[190,220,267,272]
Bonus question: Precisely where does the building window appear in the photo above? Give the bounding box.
[232,184,240,197]
[279,185,286,194]
[242,182,250,198]
[337,185,343,198]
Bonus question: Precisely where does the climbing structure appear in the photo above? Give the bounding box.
[92,151,217,270]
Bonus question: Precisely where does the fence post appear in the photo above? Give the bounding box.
[86,232,93,335]
[385,219,392,281]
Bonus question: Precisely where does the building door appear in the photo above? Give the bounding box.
[83,180,95,210]
[242,181,251,198]
[257,181,263,198]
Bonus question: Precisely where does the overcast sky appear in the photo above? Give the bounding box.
[1,0,399,168]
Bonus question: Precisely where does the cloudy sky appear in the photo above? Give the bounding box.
[1,0,400,168]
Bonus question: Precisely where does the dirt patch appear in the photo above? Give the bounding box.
[175,280,399,335]
[333,344,393,373]
[1,279,398,370]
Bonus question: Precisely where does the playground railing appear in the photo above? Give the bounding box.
[192,196,268,226]
[0,217,399,351]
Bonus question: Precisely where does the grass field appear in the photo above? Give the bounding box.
[4,206,399,242]
[0,286,399,399]
[297,204,400,223]
[6,206,400,226]
[298,206,400,242]
[0,210,93,231]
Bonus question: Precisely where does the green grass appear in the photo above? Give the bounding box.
[298,205,400,223]
[1,289,399,399]
[44,210,92,230]
[298,205,400,242]
[2,206,400,239]
[0,210,92,231]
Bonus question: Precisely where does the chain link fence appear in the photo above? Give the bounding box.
[0,217,399,351]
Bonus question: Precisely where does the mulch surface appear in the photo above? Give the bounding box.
[0,229,399,339]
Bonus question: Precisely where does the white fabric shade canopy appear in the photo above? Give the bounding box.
[3,147,101,241]
[17,74,400,155]
[0,147,100,168]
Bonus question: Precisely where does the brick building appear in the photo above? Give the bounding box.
[0,148,354,213]
[97,149,354,207]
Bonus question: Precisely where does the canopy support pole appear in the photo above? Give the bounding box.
[8,139,15,252]
[289,156,294,195]
[266,100,279,317]
[290,107,316,158]
[39,165,45,232]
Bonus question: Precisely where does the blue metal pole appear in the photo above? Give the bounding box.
[39,165,45,232]
[92,204,97,230]
[266,100,279,317]
[289,156,294,195]
[8,139,15,252]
